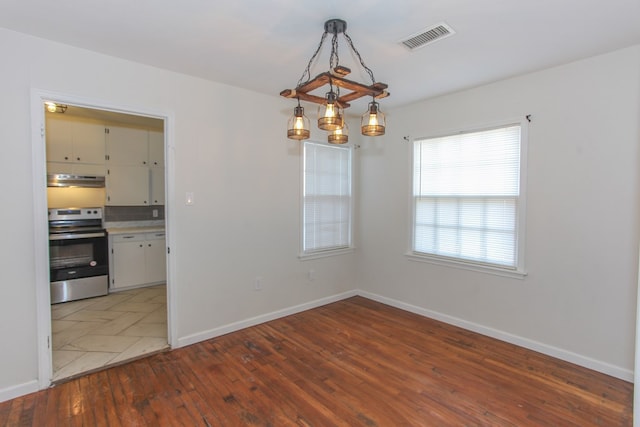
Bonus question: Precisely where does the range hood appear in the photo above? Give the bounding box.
[47,173,105,188]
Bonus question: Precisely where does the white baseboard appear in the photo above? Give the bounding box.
[0,380,39,403]
[357,290,633,382]
[177,290,358,348]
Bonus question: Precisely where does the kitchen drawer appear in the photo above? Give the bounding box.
[146,232,165,240]
[112,233,145,243]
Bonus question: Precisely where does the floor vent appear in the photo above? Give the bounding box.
[400,23,455,51]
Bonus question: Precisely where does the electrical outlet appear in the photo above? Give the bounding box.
[254,276,263,291]
[308,269,316,281]
[152,209,158,218]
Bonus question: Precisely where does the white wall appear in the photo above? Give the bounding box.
[358,46,640,379]
[1,25,637,402]
[0,28,357,400]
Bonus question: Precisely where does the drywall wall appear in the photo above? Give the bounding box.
[0,24,637,402]
[0,27,357,400]
[357,45,640,379]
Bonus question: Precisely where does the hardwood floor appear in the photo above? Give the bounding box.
[0,296,633,426]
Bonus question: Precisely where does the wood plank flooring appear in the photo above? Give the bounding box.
[0,296,633,426]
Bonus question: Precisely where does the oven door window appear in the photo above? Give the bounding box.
[49,235,108,281]
[50,242,95,269]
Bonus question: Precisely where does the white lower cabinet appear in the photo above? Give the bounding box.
[109,231,166,290]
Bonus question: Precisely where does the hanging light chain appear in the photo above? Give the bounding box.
[330,31,340,71]
[296,31,328,88]
[342,31,375,84]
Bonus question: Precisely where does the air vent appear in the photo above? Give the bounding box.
[400,23,455,51]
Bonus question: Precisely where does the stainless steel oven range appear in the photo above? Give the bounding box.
[48,207,108,304]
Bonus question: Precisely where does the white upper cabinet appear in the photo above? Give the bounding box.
[105,125,165,206]
[148,130,164,167]
[106,166,150,206]
[46,116,106,165]
[105,126,149,166]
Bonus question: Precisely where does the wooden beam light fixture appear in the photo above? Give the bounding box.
[281,19,389,143]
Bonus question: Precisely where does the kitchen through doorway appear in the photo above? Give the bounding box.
[42,101,171,382]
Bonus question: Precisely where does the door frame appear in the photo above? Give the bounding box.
[31,89,176,388]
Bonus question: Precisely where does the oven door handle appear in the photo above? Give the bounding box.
[49,232,106,241]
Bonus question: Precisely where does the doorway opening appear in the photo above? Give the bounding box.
[33,94,172,384]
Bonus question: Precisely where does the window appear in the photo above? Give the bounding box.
[302,141,352,257]
[411,123,526,274]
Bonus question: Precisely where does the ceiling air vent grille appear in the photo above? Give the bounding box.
[400,23,455,51]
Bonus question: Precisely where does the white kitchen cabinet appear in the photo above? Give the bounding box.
[110,234,147,289]
[145,232,167,284]
[106,166,150,206]
[46,116,106,166]
[150,167,165,205]
[106,126,149,166]
[148,130,164,167]
[148,130,165,205]
[47,161,106,176]
[110,231,166,290]
[105,126,165,206]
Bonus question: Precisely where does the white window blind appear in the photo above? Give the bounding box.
[303,141,352,254]
[413,124,522,268]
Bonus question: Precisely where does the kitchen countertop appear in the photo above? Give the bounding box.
[104,221,165,235]
[106,226,165,235]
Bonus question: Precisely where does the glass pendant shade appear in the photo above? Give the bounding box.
[361,100,386,136]
[317,91,344,131]
[287,105,310,140]
[328,121,349,144]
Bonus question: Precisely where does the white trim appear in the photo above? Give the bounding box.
[31,88,176,388]
[300,140,354,257]
[298,247,355,261]
[177,290,358,348]
[408,117,530,276]
[164,116,178,349]
[177,287,631,381]
[634,243,640,425]
[0,380,39,404]
[405,252,527,279]
[358,290,633,382]
[31,90,52,390]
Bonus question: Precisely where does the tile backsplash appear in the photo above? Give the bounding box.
[104,206,165,222]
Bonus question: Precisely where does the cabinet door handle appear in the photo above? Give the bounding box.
[122,235,134,239]
[76,157,81,161]
[64,156,69,160]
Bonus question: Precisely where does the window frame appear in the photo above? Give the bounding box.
[407,118,528,278]
[299,140,354,260]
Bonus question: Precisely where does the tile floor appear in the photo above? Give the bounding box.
[51,284,169,382]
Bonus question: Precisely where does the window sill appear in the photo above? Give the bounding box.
[299,247,355,261]
[405,252,527,279]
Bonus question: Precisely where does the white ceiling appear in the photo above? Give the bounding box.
[2,0,640,110]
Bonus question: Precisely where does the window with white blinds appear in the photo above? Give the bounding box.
[412,124,524,270]
[302,141,352,255]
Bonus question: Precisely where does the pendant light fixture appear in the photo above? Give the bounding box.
[361,98,385,136]
[317,86,344,131]
[286,98,311,140]
[328,121,349,144]
[281,18,389,142]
